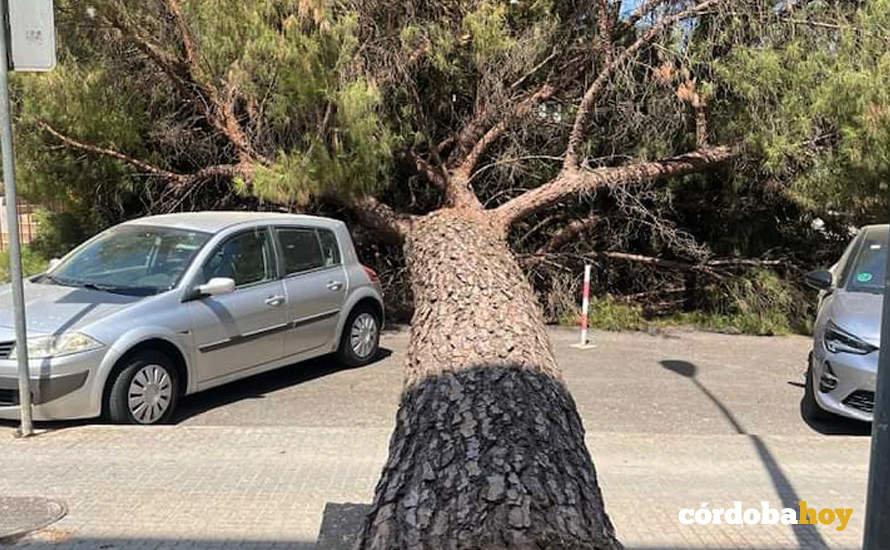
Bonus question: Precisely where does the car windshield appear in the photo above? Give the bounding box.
[846,229,888,294]
[40,225,211,296]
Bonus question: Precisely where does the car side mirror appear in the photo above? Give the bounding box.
[47,258,61,270]
[196,277,235,297]
[805,270,833,291]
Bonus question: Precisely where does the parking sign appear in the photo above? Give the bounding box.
[7,0,55,71]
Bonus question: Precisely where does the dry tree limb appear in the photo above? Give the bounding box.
[564,0,727,168]
[496,145,735,227]
[37,120,246,186]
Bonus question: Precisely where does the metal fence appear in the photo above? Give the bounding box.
[0,197,51,252]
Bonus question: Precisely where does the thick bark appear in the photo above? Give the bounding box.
[495,146,735,227]
[356,210,621,550]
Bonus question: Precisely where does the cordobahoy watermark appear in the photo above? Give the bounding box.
[679,501,854,531]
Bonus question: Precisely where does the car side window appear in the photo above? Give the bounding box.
[317,230,341,267]
[277,228,324,275]
[202,228,276,287]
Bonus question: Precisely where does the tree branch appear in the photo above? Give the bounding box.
[38,120,185,180]
[350,196,415,244]
[563,0,725,168]
[99,3,264,165]
[520,250,724,279]
[495,145,735,227]
[454,84,555,181]
[535,215,600,256]
[404,151,449,191]
[445,82,555,174]
[162,0,199,70]
[38,120,246,187]
[596,0,615,65]
[623,0,668,30]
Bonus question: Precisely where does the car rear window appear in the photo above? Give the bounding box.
[317,230,341,267]
[277,228,324,275]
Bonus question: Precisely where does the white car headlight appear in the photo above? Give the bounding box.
[10,333,104,359]
[823,321,878,355]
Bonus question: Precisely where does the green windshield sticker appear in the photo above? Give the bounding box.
[858,272,874,283]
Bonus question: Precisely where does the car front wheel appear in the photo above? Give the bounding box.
[803,356,833,422]
[107,350,179,425]
[337,305,380,367]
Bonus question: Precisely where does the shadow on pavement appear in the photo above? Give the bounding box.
[660,359,829,550]
[798,398,872,436]
[786,375,871,436]
[628,547,859,550]
[172,348,393,423]
[0,418,90,436]
[0,349,392,432]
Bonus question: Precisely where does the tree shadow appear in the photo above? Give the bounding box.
[171,348,392,423]
[660,360,829,549]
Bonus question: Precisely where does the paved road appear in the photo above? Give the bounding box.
[0,327,872,549]
[163,325,865,437]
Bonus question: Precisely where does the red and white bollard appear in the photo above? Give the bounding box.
[571,264,596,349]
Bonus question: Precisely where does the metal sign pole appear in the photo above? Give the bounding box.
[0,0,32,437]
[863,233,890,548]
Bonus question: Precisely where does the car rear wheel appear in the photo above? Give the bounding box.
[337,305,380,367]
[107,350,179,425]
[803,356,833,422]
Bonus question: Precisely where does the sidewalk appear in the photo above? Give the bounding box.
[0,424,868,549]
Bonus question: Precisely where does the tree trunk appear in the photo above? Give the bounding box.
[356,209,622,550]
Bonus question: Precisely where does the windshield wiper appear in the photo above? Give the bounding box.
[79,282,131,295]
[39,274,78,287]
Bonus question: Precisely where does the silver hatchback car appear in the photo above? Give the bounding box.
[804,224,886,423]
[0,212,384,424]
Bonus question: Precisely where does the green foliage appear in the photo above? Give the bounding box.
[557,270,811,336]
[0,246,48,284]
[715,0,890,220]
[668,270,812,336]
[12,0,392,216]
[8,0,877,337]
[29,209,86,260]
[463,3,516,65]
[582,295,648,332]
[249,80,392,205]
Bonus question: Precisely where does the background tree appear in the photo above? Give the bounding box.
[11,0,890,547]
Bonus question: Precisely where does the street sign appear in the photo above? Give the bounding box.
[7,0,55,72]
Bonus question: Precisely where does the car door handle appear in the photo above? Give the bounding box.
[326,280,344,291]
[265,295,286,307]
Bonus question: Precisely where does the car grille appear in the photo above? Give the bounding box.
[0,388,19,406]
[843,390,875,414]
[0,340,13,359]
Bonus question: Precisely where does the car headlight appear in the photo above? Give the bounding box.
[823,321,877,355]
[10,332,104,359]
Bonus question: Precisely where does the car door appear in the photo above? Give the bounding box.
[187,226,287,384]
[275,226,347,357]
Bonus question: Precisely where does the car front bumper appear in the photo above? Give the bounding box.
[0,348,108,421]
[812,347,877,422]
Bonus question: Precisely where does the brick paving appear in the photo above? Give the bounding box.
[0,327,872,549]
[0,427,867,549]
